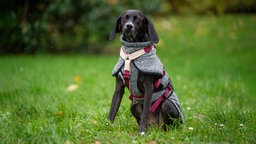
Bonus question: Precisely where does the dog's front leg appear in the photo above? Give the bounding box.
[108,76,125,123]
[139,75,153,135]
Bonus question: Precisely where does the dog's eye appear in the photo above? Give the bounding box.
[135,18,141,23]
[122,15,129,22]
[133,16,141,23]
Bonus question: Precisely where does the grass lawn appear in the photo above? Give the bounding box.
[1,15,256,143]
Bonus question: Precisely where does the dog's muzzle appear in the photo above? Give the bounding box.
[123,22,136,39]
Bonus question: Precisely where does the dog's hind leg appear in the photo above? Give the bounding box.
[130,103,143,125]
[161,99,181,130]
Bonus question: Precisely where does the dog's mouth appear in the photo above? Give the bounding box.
[123,29,137,42]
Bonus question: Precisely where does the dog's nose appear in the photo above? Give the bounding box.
[126,24,133,29]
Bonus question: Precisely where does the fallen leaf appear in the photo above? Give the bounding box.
[147,140,156,144]
[90,119,97,124]
[54,111,63,117]
[67,84,78,91]
[65,140,71,144]
[94,139,100,144]
[74,75,81,84]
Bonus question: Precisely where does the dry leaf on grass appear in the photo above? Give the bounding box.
[65,140,71,144]
[54,111,63,117]
[74,75,81,84]
[147,140,156,144]
[67,84,78,91]
[94,139,100,144]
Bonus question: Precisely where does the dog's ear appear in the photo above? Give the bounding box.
[145,17,159,43]
[109,16,122,40]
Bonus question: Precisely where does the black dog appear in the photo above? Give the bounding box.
[108,9,184,135]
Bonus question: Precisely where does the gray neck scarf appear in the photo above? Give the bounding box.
[119,35,154,54]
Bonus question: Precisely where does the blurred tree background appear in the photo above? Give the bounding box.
[1,0,255,55]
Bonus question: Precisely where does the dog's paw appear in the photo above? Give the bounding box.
[139,131,146,136]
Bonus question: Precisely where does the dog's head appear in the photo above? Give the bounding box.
[109,9,159,43]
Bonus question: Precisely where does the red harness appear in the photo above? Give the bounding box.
[128,73,173,113]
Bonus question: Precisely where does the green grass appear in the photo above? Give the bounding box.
[1,15,256,143]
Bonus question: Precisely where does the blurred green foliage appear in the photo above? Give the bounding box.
[0,0,255,54]
[169,0,256,14]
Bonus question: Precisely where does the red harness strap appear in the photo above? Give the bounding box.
[150,84,173,112]
[124,70,130,89]
[129,83,173,112]
[129,94,144,101]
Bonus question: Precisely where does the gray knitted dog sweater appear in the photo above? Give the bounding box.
[112,36,184,122]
